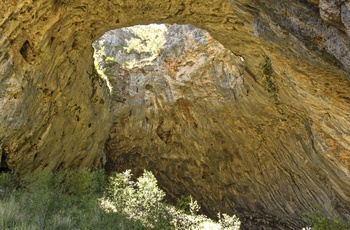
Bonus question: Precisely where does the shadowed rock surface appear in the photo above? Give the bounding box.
[1,0,350,229]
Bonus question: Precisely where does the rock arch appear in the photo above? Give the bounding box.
[1,0,350,229]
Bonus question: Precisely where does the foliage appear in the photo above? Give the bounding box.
[218,213,241,230]
[111,88,126,103]
[92,40,113,92]
[93,24,167,71]
[103,170,173,229]
[103,170,241,230]
[123,24,167,57]
[176,195,200,215]
[0,169,241,230]
[259,55,278,101]
[0,169,128,230]
[302,207,348,230]
[260,55,273,77]
[0,171,17,199]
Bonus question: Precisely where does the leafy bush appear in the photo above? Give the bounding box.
[103,170,241,230]
[176,195,200,215]
[218,213,241,230]
[103,170,176,229]
[302,207,348,230]
[0,169,125,230]
[0,169,241,230]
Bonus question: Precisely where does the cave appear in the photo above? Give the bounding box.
[1,1,350,229]
[93,21,249,219]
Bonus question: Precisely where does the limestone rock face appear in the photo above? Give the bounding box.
[1,0,350,229]
[97,24,350,229]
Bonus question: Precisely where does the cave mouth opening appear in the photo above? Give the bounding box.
[92,22,247,175]
[92,23,246,109]
[92,23,170,99]
[92,23,247,220]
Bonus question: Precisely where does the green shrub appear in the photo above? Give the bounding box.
[103,170,241,230]
[0,169,241,230]
[0,169,114,230]
[303,207,348,230]
[176,195,200,215]
[218,213,241,230]
[103,170,173,229]
[66,168,106,197]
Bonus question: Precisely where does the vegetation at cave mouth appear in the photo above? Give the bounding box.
[0,169,240,230]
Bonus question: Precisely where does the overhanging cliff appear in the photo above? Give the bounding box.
[1,0,350,229]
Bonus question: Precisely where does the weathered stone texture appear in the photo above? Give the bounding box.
[1,0,350,229]
[98,24,350,229]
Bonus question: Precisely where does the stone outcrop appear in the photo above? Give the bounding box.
[1,0,350,229]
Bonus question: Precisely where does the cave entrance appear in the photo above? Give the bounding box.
[92,24,246,108]
[92,23,247,219]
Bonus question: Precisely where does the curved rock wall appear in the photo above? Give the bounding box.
[1,0,350,229]
[97,24,350,229]
[0,1,113,173]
